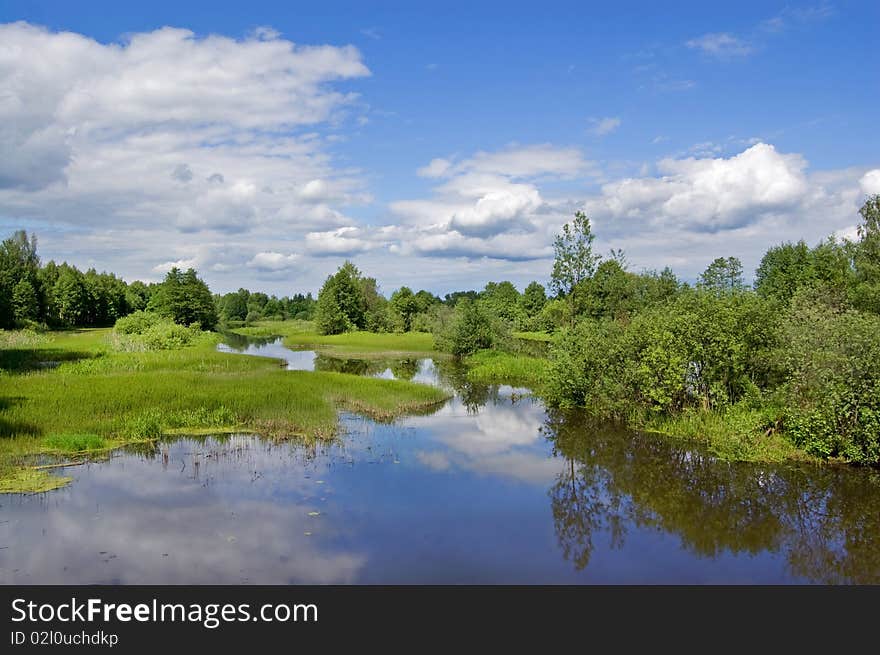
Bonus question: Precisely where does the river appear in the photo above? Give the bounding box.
[1,334,878,583]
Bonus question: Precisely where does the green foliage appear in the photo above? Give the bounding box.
[545,289,778,416]
[851,194,880,314]
[0,231,40,328]
[113,310,205,350]
[314,285,353,335]
[551,211,600,297]
[434,299,506,357]
[698,257,745,294]
[114,310,164,335]
[776,291,880,463]
[148,267,218,329]
[520,281,547,321]
[390,286,418,331]
[314,261,368,334]
[755,238,853,304]
[533,298,573,332]
[12,279,39,323]
[544,317,625,411]
[479,280,524,327]
[53,265,89,326]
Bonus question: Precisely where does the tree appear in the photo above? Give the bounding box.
[12,279,39,323]
[698,257,745,294]
[551,211,601,297]
[314,286,352,335]
[125,281,152,313]
[220,289,249,322]
[755,241,814,302]
[480,281,522,325]
[443,290,478,306]
[0,230,41,327]
[851,194,880,314]
[413,290,440,313]
[442,299,496,357]
[390,286,418,331]
[520,281,547,319]
[314,262,368,334]
[360,275,391,332]
[575,259,639,321]
[148,268,217,329]
[53,266,89,326]
[262,297,283,318]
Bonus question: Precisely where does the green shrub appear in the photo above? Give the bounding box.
[112,311,204,350]
[433,299,508,357]
[777,295,880,463]
[544,289,779,417]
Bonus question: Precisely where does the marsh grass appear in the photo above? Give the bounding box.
[640,405,809,463]
[0,327,449,492]
[465,350,549,389]
[44,433,106,452]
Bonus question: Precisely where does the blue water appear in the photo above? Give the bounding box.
[1,335,878,584]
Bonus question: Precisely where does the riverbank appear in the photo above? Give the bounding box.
[0,328,449,493]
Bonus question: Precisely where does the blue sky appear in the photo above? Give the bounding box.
[1,1,878,295]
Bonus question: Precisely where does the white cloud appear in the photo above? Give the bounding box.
[860,169,880,196]
[305,226,376,256]
[152,257,198,273]
[686,32,754,58]
[587,117,622,136]
[580,144,873,281]
[448,186,541,236]
[389,144,590,259]
[586,143,808,231]
[246,251,301,272]
[0,21,370,285]
[417,158,453,178]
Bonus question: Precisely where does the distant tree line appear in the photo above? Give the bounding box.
[0,232,217,330]
[215,288,316,325]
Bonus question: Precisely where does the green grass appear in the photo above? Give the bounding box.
[464,350,549,389]
[639,404,810,464]
[44,433,106,452]
[0,328,449,492]
[232,321,439,358]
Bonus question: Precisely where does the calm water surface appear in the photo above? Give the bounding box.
[1,334,878,584]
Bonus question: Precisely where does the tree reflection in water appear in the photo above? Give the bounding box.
[544,409,880,583]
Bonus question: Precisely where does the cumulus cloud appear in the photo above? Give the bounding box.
[0,21,370,284]
[389,144,592,260]
[860,170,880,196]
[585,143,808,231]
[581,143,873,280]
[247,251,301,272]
[305,226,377,256]
[686,33,754,57]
